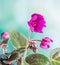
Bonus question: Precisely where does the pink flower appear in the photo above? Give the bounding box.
[40,37,53,49]
[28,13,46,33]
[1,32,10,40]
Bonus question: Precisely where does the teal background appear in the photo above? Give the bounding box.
[0,0,60,58]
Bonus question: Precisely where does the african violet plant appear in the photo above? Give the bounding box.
[0,13,60,65]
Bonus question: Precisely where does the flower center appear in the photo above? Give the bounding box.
[33,22,37,27]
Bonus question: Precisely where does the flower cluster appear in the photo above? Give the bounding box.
[0,13,53,65]
[28,13,53,50]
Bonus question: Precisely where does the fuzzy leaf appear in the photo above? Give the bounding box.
[50,48,60,65]
[9,51,19,62]
[2,52,20,65]
[12,47,25,54]
[25,54,50,65]
[9,30,27,49]
[16,47,25,53]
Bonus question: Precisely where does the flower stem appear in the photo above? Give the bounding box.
[3,49,5,54]
[24,29,30,59]
[2,44,8,54]
[31,40,41,41]
[2,48,7,54]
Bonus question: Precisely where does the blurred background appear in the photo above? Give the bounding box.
[0,0,60,58]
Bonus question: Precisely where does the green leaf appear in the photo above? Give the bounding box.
[9,51,19,62]
[3,51,20,64]
[16,47,25,53]
[25,54,50,65]
[12,47,25,54]
[50,48,60,65]
[9,30,27,49]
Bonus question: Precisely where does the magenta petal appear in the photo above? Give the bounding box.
[45,37,53,43]
[40,37,53,45]
[32,15,37,21]
[40,44,50,49]
[28,22,34,32]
